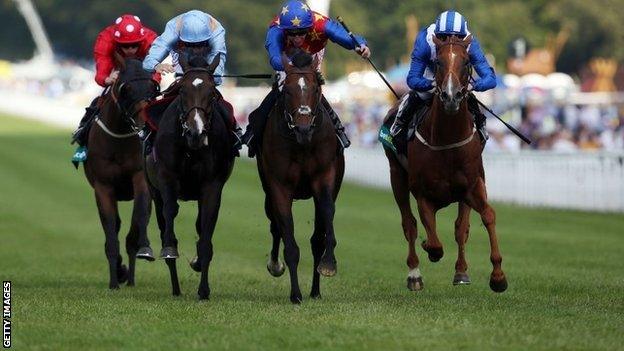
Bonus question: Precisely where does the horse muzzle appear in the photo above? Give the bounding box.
[186,131,209,150]
[293,125,314,144]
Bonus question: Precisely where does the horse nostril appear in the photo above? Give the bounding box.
[455,91,463,99]
[441,91,449,100]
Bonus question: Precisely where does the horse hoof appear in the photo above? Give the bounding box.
[317,257,337,277]
[310,292,321,299]
[453,272,471,285]
[407,277,424,291]
[290,294,303,304]
[126,281,135,287]
[160,246,179,259]
[421,241,444,262]
[117,264,128,284]
[109,283,120,290]
[490,276,508,293]
[136,247,155,261]
[198,289,210,300]
[266,259,285,277]
[189,256,201,272]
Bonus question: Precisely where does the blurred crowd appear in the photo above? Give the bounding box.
[2,61,623,153]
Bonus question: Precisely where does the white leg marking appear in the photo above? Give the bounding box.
[408,268,422,279]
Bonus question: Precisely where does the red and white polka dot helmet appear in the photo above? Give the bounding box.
[113,14,146,44]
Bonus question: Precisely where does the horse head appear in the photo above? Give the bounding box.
[177,54,220,150]
[112,51,159,128]
[281,51,322,145]
[432,34,473,114]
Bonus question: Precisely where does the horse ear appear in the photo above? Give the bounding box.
[281,53,292,73]
[179,53,190,73]
[463,34,473,46]
[208,54,220,74]
[432,35,444,48]
[114,51,126,71]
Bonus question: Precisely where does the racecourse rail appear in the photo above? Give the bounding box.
[2,88,623,212]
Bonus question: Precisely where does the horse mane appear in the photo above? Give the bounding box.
[291,50,313,69]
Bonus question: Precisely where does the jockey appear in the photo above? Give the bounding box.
[142,10,242,150]
[71,14,158,161]
[242,0,371,157]
[389,10,496,145]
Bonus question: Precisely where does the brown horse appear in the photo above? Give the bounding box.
[144,55,235,299]
[257,52,345,303]
[84,54,159,289]
[384,35,507,293]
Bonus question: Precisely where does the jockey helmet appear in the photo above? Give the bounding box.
[278,1,313,30]
[434,10,468,37]
[179,10,212,43]
[113,14,146,44]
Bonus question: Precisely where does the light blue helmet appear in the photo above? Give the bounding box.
[278,1,314,30]
[179,10,211,43]
[434,10,468,36]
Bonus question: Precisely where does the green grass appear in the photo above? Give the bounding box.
[0,113,623,351]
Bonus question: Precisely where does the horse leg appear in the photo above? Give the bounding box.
[388,153,422,290]
[453,201,471,285]
[270,187,301,304]
[466,178,507,292]
[310,200,325,298]
[94,183,126,289]
[131,172,154,262]
[265,194,285,277]
[196,183,224,300]
[160,183,181,296]
[416,198,444,262]
[189,204,202,273]
[313,185,338,278]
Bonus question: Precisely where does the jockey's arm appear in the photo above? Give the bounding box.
[324,19,368,53]
[143,17,180,73]
[406,30,434,91]
[93,29,115,87]
[207,19,226,86]
[265,25,286,71]
[468,37,497,92]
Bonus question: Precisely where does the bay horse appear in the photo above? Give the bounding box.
[383,35,507,293]
[257,52,345,303]
[144,55,235,299]
[84,54,159,289]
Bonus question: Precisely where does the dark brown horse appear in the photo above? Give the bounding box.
[144,55,235,299]
[84,54,159,289]
[257,52,345,303]
[384,35,507,293]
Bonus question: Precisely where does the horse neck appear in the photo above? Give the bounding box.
[100,94,133,133]
[422,97,473,146]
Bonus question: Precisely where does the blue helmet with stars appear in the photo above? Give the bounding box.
[278,1,313,30]
[434,10,468,36]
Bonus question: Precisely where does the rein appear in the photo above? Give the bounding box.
[416,41,475,151]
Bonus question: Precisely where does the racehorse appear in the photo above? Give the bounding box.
[383,35,507,293]
[144,55,235,299]
[257,52,345,303]
[84,54,159,289]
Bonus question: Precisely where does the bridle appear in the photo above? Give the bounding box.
[176,68,219,137]
[110,76,160,130]
[432,40,473,102]
[282,69,323,130]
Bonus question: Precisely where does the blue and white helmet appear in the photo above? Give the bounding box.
[180,10,211,43]
[434,10,468,37]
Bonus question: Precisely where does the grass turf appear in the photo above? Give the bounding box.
[0,113,622,350]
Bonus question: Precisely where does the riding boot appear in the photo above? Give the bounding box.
[71,97,100,146]
[321,95,350,148]
[216,100,242,154]
[390,91,418,138]
[243,87,279,158]
[468,93,488,144]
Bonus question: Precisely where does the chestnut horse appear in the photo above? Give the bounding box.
[257,52,345,303]
[144,55,235,299]
[384,35,507,293]
[84,55,159,289]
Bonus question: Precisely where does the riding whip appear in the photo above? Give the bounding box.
[336,16,400,100]
[469,78,532,144]
[214,74,273,79]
